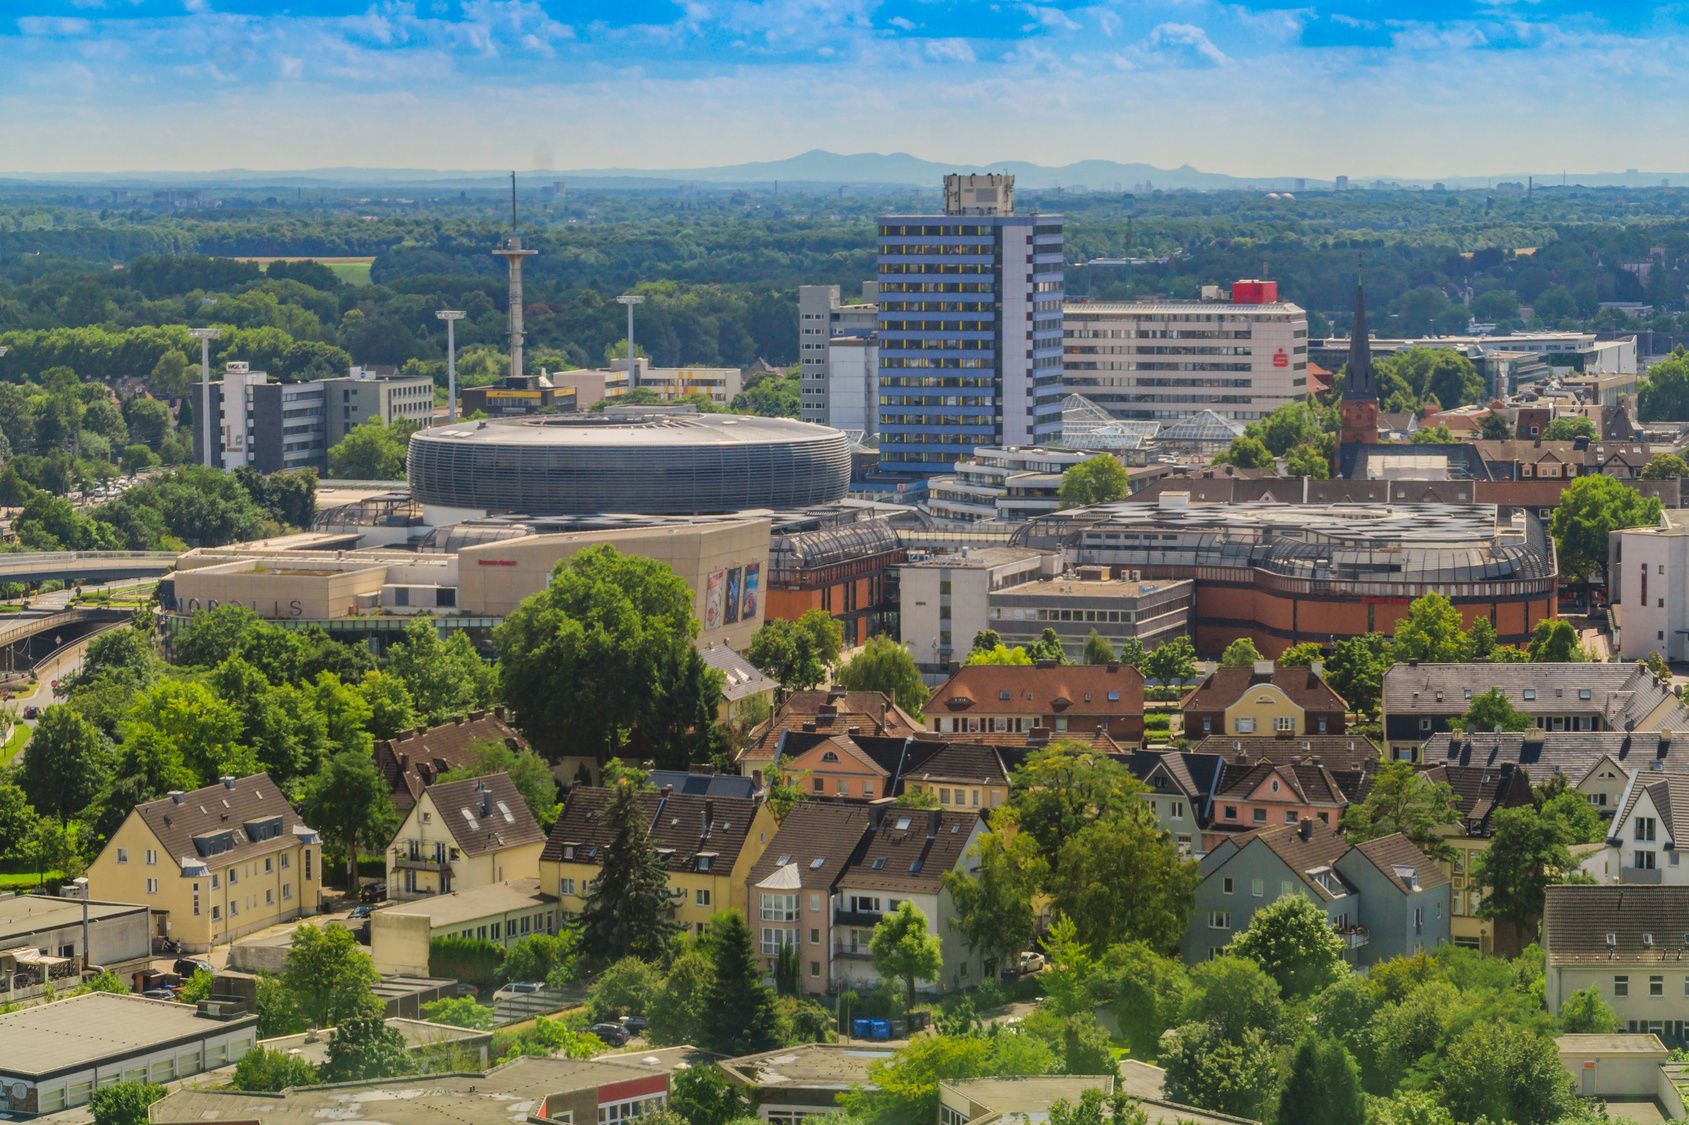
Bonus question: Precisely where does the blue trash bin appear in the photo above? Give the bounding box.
[870,1019,891,1040]
[853,1018,871,1038]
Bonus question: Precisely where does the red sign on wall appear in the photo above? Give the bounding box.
[1273,349,1289,368]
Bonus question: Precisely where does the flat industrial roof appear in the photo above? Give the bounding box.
[414,413,844,448]
[0,894,145,939]
[374,879,554,930]
[944,1075,1113,1114]
[260,1018,491,1067]
[150,1053,706,1124]
[0,991,256,1079]
[720,1043,897,1089]
[1557,1034,1669,1056]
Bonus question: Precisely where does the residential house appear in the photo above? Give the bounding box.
[541,787,776,937]
[745,803,988,996]
[896,740,1014,812]
[701,643,778,727]
[1129,750,1225,855]
[1203,755,1367,850]
[1380,663,1689,761]
[776,734,905,802]
[926,663,1147,744]
[772,734,1021,812]
[1183,820,1450,966]
[832,808,988,992]
[1180,662,1349,740]
[1543,884,1689,1038]
[1602,768,1689,885]
[739,689,923,784]
[1425,762,1535,952]
[1190,734,1380,773]
[645,766,759,800]
[86,774,322,953]
[384,773,546,900]
[1420,731,1680,818]
[1472,439,1590,480]
[374,708,528,814]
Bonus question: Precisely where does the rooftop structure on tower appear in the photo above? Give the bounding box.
[1334,277,1380,474]
[491,174,537,380]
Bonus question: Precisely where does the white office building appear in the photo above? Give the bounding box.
[1063,281,1309,424]
[825,336,879,435]
[927,445,1092,525]
[799,284,878,424]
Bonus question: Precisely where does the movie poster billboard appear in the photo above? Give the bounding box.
[705,570,725,630]
[741,561,760,621]
[724,567,744,625]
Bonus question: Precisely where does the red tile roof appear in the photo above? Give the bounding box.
[931,664,1145,717]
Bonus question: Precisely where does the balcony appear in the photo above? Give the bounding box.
[834,943,875,960]
[1621,866,1664,885]
[392,858,451,873]
[834,910,885,927]
[1337,926,1369,949]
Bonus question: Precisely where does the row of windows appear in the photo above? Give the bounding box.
[881,376,998,388]
[879,282,995,294]
[1068,328,1255,339]
[1068,374,1256,388]
[1068,345,1257,356]
[879,226,998,236]
[884,339,995,351]
[33,1038,253,1112]
[881,320,996,331]
[1612,974,1687,998]
[880,263,993,274]
[447,910,556,941]
[880,301,996,313]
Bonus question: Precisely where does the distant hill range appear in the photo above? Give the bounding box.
[6,151,1684,192]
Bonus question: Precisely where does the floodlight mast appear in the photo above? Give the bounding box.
[616,295,646,389]
[435,311,466,423]
[188,327,222,469]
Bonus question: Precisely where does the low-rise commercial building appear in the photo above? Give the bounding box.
[0,894,151,1004]
[987,569,1191,658]
[900,547,1055,671]
[150,1050,711,1125]
[460,373,577,417]
[1018,501,1556,660]
[370,878,558,975]
[0,991,258,1116]
[85,774,322,952]
[385,773,546,900]
[928,446,1093,525]
[721,1042,896,1122]
[765,513,905,647]
[543,788,776,938]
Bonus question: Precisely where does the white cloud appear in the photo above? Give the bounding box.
[16,16,94,35]
[924,38,976,62]
[1115,21,1230,69]
[889,15,915,30]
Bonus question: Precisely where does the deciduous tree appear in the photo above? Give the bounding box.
[1391,593,1470,664]
[944,816,1044,974]
[1339,760,1461,862]
[1459,686,1534,733]
[1219,638,1263,667]
[1048,813,1197,954]
[836,635,928,713]
[748,609,844,692]
[1226,894,1347,999]
[1474,805,1583,944]
[1552,474,1662,583]
[299,748,398,890]
[871,900,944,1005]
[1059,455,1131,508]
[19,706,111,819]
[283,922,380,1029]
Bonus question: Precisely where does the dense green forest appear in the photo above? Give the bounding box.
[4,184,1689,381]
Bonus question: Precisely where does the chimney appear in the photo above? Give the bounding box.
[494,705,505,719]
[455,715,466,726]
[661,785,674,797]
[220,776,236,789]
[169,791,185,804]
[928,809,942,838]
[1298,818,1313,841]
[704,799,714,835]
[802,721,817,733]
[1252,660,1274,678]
[1310,660,1325,680]
[481,789,492,817]
[399,753,409,772]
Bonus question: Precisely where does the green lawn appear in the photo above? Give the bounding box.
[0,869,60,892]
[0,723,28,766]
[327,262,372,286]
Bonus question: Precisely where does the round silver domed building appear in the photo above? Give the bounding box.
[407,411,852,516]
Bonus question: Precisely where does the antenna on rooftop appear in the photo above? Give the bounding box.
[511,171,518,230]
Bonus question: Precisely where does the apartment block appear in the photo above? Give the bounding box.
[877,174,1064,473]
[899,546,1053,670]
[1064,280,1309,424]
[798,284,879,424]
[384,772,546,900]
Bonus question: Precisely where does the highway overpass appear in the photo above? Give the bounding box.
[0,551,176,586]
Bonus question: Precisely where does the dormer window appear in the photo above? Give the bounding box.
[999,690,1012,700]
[1524,689,1536,701]
[1580,689,1592,700]
[1108,692,1119,702]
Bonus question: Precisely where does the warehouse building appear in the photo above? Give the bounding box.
[0,991,258,1115]
[0,893,152,1005]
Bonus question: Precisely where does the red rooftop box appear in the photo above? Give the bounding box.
[1232,279,1278,304]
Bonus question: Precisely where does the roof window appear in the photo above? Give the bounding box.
[896,817,912,830]
[810,858,825,869]
[777,854,791,865]
[1580,689,1592,700]
[1108,692,1119,701]
[1000,690,1012,701]
[1523,689,1536,701]
[910,860,923,873]
[873,858,886,870]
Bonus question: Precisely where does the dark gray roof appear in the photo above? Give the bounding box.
[645,770,759,799]
[1206,822,1355,902]
[1349,834,1452,894]
[699,645,778,704]
[1191,735,1379,773]
[1422,732,1680,781]
[543,786,759,873]
[130,773,317,879]
[420,773,547,858]
[1383,663,1689,730]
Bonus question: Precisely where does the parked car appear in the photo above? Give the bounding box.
[588,1023,629,1047]
[22,706,38,719]
[456,982,480,998]
[1018,951,1047,973]
[348,905,372,920]
[141,987,177,1000]
[359,882,387,903]
[174,958,214,979]
[494,981,545,998]
[619,1015,648,1036]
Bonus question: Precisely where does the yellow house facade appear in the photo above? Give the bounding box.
[386,773,546,900]
[85,774,322,953]
[541,786,777,937]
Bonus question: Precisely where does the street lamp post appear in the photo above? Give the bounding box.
[188,328,222,469]
[615,294,646,389]
[435,311,466,423]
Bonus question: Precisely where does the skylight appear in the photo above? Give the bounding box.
[873,858,886,870]
[810,858,825,869]
[777,855,791,865]
[896,817,912,830]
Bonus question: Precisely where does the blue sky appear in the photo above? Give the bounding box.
[3,0,1688,176]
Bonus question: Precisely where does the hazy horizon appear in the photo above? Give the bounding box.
[5,2,1689,178]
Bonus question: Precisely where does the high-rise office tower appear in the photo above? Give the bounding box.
[875,174,1064,473]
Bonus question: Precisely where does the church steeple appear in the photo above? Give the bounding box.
[1344,280,1378,401]
[1334,268,1380,474]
